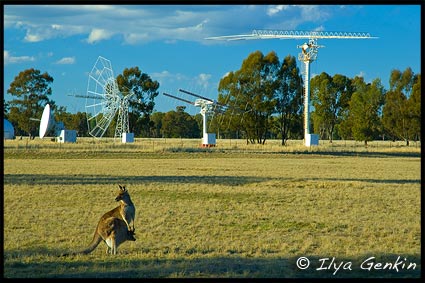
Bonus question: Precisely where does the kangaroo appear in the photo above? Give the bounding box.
[101,185,136,233]
[60,185,136,256]
[61,217,136,256]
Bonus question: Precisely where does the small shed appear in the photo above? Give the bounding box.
[4,119,15,139]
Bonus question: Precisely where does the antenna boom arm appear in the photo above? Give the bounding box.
[206,30,378,41]
[179,89,214,102]
[163,92,195,105]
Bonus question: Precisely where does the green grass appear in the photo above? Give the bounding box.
[3,138,421,278]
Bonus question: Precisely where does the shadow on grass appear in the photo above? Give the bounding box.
[307,177,421,185]
[283,150,421,158]
[3,174,267,186]
[3,247,421,279]
[3,173,420,186]
[4,148,422,160]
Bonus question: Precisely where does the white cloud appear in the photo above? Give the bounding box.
[4,50,35,65]
[356,71,366,78]
[299,5,330,22]
[21,23,85,42]
[314,25,325,32]
[267,5,289,16]
[87,28,113,44]
[123,33,149,45]
[25,32,43,42]
[4,5,336,45]
[222,72,231,79]
[56,57,76,64]
[197,73,211,88]
[151,70,186,85]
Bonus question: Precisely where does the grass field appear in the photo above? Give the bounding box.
[3,138,421,278]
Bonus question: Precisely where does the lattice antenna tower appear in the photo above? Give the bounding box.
[70,56,137,143]
[163,89,222,147]
[206,30,378,146]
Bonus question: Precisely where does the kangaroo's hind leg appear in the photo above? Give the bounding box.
[105,237,113,254]
[110,234,117,255]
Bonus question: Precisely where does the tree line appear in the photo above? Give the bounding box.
[4,51,421,146]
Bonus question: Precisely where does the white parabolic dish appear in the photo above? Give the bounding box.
[39,104,52,138]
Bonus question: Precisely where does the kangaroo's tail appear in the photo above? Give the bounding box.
[59,231,103,257]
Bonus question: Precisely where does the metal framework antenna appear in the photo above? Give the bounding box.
[162,89,219,147]
[69,56,139,143]
[206,29,378,146]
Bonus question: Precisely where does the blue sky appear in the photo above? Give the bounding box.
[3,4,421,115]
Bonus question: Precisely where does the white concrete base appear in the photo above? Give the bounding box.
[305,134,319,146]
[122,132,134,143]
[58,130,77,143]
[202,133,216,147]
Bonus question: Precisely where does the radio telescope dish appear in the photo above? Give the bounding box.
[33,103,74,141]
[39,103,53,138]
[38,104,65,138]
[86,56,121,138]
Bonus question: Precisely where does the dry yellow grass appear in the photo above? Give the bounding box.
[3,138,421,278]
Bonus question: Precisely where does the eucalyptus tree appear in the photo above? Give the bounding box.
[218,51,279,144]
[407,74,421,142]
[55,109,89,137]
[161,106,200,138]
[348,77,385,146]
[310,72,353,142]
[382,68,420,145]
[116,67,160,137]
[7,68,55,137]
[274,55,303,145]
[150,111,165,138]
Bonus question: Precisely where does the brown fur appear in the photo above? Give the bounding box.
[61,217,136,256]
[101,185,136,232]
[60,185,136,256]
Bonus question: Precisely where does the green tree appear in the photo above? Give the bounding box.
[116,67,160,137]
[7,69,55,137]
[218,51,279,144]
[4,99,10,116]
[348,77,385,146]
[382,90,409,142]
[150,111,165,138]
[311,73,353,142]
[161,106,200,138]
[194,113,203,138]
[214,71,241,139]
[407,74,421,141]
[382,68,420,145]
[55,110,89,137]
[274,55,303,145]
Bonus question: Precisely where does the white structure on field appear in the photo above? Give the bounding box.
[4,119,15,139]
[163,89,220,147]
[206,30,377,146]
[72,56,139,143]
[31,103,77,143]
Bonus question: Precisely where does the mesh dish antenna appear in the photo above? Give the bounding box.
[82,56,137,142]
[85,56,121,139]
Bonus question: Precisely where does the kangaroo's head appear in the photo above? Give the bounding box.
[115,185,129,202]
[127,230,137,241]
